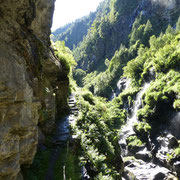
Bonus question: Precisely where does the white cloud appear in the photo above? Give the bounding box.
[151,0,176,10]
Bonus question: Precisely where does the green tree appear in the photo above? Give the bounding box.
[166,24,175,34]
[129,13,147,46]
[143,20,153,46]
[73,69,86,87]
[99,18,111,38]
[176,17,180,32]
[130,24,145,46]
[105,58,110,67]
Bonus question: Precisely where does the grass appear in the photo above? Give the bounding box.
[22,149,51,180]
[54,145,82,180]
[23,146,81,180]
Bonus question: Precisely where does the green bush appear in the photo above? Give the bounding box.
[71,90,124,179]
[73,68,86,87]
[134,122,151,134]
[53,41,77,74]
[81,90,95,105]
[127,135,144,147]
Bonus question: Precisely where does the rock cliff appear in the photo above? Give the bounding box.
[0,0,69,179]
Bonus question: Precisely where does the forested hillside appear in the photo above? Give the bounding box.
[50,0,180,179]
[51,13,96,50]
[52,0,110,50]
[53,0,180,73]
[70,17,180,179]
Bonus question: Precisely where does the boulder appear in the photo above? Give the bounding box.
[124,158,177,180]
[135,148,152,162]
[174,161,180,178]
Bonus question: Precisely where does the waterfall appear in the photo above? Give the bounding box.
[119,82,179,179]
[119,82,150,155]
[110,90,116,100]
[129,82,150,124]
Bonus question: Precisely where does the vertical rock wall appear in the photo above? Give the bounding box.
[0,0,69,179]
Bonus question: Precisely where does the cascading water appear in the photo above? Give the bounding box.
[119,82,151,155]
[119,82,179,179]
[110,90,116,100]
[129,83,150,121]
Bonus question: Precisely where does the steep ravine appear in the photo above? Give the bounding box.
[0,0,69,179]
[1,0,180,180]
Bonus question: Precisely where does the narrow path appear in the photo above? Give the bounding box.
[45,94,78,180]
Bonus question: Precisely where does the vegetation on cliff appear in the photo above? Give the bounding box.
[67,3,180,179]
[72,90,125,179]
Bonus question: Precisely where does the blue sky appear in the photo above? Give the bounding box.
[52,0,104,31]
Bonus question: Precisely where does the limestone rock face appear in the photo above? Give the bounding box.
[0,0,69,179]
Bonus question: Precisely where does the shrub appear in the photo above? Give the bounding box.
[127,135,144,147]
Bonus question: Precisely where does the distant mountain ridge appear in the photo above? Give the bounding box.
[52,12,96,50]
[51,0,110,50]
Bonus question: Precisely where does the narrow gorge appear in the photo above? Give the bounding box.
[0,0,180,180]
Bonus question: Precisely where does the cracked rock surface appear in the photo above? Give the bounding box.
[0,0,69,179]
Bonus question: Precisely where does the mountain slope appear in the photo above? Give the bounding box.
[52,0,111,50]
[71,20,180,180]
[52,12,96,50]
[73,0,180,72]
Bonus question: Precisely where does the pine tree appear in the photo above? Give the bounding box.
[129,13,147,46]
[143,20,153,46]
[130,24,145,46]
[132,12,143,30]
[166,24,175,34]
[176,17,180,32]
[159,32,164,38]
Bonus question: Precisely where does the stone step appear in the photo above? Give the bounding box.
[70,107,78,110]
[69,102,75,104]
[69,102,76,105]
[69,104,76,107]
[70,111,78,114]
[69,99,76,102]
[70,111,78,115]
[70,109,78,112]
